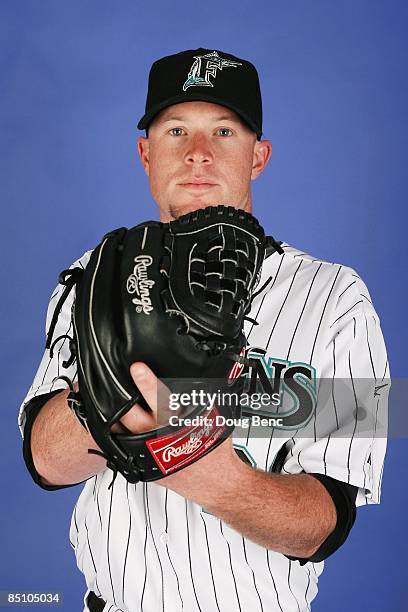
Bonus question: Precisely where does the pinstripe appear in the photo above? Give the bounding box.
[374,396,380,441]
[281,438,294,474]
[73,502,80,550]
[287,560,301,612]
[121,481,132,604]
[200,514,221,612]
[264,429,275,471]
[377,459,385,502]
[265,551,284,612]
[144,486,165,612]
[322,436,330,477]
[34,356,53,395]
[164,491,184,609]
[219,521,241,612]
[304,566,311,611]
[365,317,377,379]
[244,413,252,444]
[242,538,264,611]
[360,294,373,305]
[310,266,342,362]
[185,500,202,612]
[319,337,336,478]
[286,264,322,360]
[247,253,286,340]
[381,358,388,381]
[106,485,117,605]
[265,260,303,351]
[164,544,184,610]
[331,335,339,430]
[362,444,370,494]
[95,476,103,530]
[329,300,364,328]
[84,516,101,597]
[140,520,149,612]
[296,448,306,473]
[365,316,385,504]
[84,517,97,573]
[337,280,356,300]
[92,475,97,499]
[346,349,359,484]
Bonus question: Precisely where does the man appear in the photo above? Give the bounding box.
[19,49,389,611]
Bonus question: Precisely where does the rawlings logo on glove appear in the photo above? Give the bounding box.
[126,255,155,314]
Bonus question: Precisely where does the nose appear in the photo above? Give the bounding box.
[184,133,213,166]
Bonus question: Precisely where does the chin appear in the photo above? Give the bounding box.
[170,201,223,220]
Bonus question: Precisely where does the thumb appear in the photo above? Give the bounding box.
[130,362,172,426]
[112,363,159,433]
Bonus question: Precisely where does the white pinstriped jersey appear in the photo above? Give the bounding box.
[19,241,389,612]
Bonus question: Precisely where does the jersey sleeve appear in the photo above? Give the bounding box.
[281,270,389,507]
[18,251,92,437]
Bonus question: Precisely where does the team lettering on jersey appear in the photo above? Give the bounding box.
[236,347,317,431]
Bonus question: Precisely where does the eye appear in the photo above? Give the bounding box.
[169,127,185,136]
[217,127,233,137]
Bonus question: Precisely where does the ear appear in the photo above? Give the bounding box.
[251,139,272,180]
[137,136,150,176]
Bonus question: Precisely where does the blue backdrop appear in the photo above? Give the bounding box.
[1,1,406,610]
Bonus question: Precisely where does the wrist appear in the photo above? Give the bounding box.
[202,447,253,515]
[157,438,250,509]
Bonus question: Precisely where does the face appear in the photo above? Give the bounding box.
[137,101,272,221]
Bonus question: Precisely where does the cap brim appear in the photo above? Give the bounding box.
[137,93,262,139]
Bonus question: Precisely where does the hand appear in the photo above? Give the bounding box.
[112,362,170,434]
[109,361,246,505]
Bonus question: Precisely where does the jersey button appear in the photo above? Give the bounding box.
[159,532,169,544]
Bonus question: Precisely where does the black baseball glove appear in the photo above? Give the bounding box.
[46,205,270,483]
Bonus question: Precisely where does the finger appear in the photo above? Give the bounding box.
[130,362,171,423]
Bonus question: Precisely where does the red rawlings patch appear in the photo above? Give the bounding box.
[146,404,226,475]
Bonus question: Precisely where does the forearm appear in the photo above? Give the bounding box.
[160,442,337,558]
[30,390,107,486]
[208,467,336,558]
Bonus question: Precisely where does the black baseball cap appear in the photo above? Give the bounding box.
[137,48,263,139]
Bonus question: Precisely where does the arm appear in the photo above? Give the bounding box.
[131,363,337,559]
[28,372,159,487]
[30,389,106,486]
[19,256,101,488]
[161,438,336,558]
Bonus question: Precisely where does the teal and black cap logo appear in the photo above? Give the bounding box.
[137,48,263,139]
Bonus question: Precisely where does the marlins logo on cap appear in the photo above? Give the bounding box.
[183,51,242,91]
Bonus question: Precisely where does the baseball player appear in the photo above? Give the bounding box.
[19,49,389,612]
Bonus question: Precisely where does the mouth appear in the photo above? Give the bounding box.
[179,182,217,190]
[178,179,218,190]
